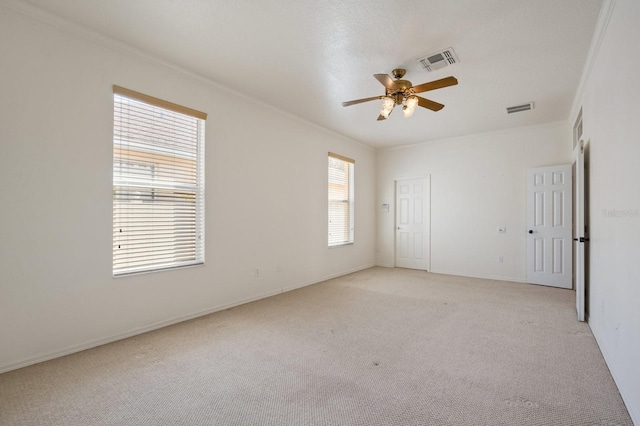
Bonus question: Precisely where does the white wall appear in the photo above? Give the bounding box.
[0,6,375,372]
[572,0,640,422]
[376,122,572,282]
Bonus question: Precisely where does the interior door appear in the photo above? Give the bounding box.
[574,142,586,321]
[395,177,430,271]
[526,165,572,288]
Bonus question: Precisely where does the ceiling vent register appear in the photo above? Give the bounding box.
[507,102,534,114]
[417,48,459,72]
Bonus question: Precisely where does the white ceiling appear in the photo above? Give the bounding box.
[15,0,602,149]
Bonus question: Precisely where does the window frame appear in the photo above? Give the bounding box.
[112,86,206,276]
[328,152,355,247]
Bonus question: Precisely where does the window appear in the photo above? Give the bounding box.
[573,108,583,150]
[113,86,206,276]
[328,152,354,247]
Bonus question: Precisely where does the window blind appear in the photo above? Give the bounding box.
[328,152,355,247]
[113,86,206,276]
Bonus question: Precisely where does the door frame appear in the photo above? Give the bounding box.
[394,175,431,271]
[526,164,573,288]
[573,140,586,321]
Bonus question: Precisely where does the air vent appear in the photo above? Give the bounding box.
[507,102,534,114]
[417,48,459,72]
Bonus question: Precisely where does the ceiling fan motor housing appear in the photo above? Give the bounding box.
[388,70,413,104]
[392,68,406,79]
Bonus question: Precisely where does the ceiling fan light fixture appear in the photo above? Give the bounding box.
[403,96,418,118]
[380,96,395,118]
[342,71,458,121]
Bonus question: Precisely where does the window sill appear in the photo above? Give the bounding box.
[113,261,204,278]
[329,243,354,249]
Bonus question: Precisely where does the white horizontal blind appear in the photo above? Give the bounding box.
[113,86,206,276]
[328,152,355,247]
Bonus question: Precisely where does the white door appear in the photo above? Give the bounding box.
[526,165,572,288]
[395,177,430,270]
[574,142,586,321]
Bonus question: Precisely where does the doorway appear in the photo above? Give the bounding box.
[526,164,573,288]
[573,109,589,321]
[395,177,430,271]
[573,141,587,321]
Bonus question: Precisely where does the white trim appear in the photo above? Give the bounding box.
[281,263,375,293]
[381,120,569,152]
[429,269,527,284]
[0,0,373,152]
[589,320,640,425]
[0,263,376,374]
[569,0,617,120]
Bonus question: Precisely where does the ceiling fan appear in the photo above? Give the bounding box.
[342,69,458,120]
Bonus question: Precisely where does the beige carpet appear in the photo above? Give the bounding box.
[0,267,632,425]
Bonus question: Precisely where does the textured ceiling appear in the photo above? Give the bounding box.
[11,0,602,148]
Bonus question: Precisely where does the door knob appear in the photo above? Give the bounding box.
[528,230,533,234]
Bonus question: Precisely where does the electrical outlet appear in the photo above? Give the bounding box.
[498,256,504,263]
[277,265,282,272]
[255,268,260,277]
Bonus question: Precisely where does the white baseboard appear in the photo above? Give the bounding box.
[0,264,376,374]
[281,263,376,293]
[429,269,527,284]
[588,320,639,426]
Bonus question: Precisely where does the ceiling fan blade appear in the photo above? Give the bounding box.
[342,96,383,107]
[374,74,398,90]
[412,76,458,94]
[416,96,445,111]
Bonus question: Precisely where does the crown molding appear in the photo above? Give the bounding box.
[0,0,373,151]
[569,0,617,121]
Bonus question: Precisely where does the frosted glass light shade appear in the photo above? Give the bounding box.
[380,97,395,118]
[403,96,418,118]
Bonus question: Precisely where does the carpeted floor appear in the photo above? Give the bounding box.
[0,267,633,425]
